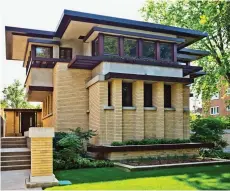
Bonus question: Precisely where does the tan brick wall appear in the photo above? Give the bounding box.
[31,137,53,176]
[152,82,164,138]
[42,116,54,127]
[144,111,157,138]
[123,110,136,141]
[183,112,190,139]
[172,83,184,138]
[164,110,175,139]
[105,148,199,160]
[183,85,190,139]
[53,63,91,132]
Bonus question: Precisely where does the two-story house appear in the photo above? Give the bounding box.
[5,10,209,146]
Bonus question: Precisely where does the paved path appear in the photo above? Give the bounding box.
[1,170,41,190]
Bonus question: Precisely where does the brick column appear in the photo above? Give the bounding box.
[111,79,122,142]
[133,81,144,140]
[27,127,58,187]
[152,82,165,138]
[183,85,190,139]
[172,83,184,138]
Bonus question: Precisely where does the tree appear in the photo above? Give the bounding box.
[0,80,40,109]
[140,0,230,102]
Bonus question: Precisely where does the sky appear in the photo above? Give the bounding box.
[0,0,146,91]
[0,0,201,109]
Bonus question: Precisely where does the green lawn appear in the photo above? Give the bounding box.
[46,164,230,190]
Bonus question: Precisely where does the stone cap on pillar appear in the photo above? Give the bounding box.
[29,127,54,138]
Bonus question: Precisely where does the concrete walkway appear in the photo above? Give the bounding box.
[1,170,41,190]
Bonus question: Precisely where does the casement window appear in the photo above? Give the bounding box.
[164,85,171,108]
[142,41,155,59]
[43,94,53,117]
[160,43,173,61]
[108,82,112,106]
[35,46,52,58]
[226,105,230,111]
[226,88,230,95]
[104,36,119,55]
[124,38,138,57]
[144,84,153,107]
[92,38,99,56]
[59,47,72,59]
[210,106,219,115]
[122,82,132,106]
[211,93,219,100]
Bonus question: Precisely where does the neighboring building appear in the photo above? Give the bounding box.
[3,108,42,137]
[4,10,209,145]
[208,87,230,117]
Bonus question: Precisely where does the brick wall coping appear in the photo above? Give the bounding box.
[29,127,54,138]
[87,143,214,153]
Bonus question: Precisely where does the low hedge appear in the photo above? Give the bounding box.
[111,138,191,146]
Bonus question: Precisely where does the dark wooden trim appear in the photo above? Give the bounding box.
[83,26,185,43]
[105,72,194,84]
[138,39,143,57]
[98,33,104,56]
[28,38,60,45]
[28,86,53,92]
[59,47,72,59]
[156,42,160,60]
[173,44,177,62]
[119,36,124,56]
[87,143,214,153]
[4,108,42,112]
[69,55,203,75]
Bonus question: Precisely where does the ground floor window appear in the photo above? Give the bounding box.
[164,85,171,108]
[43,94,53,117]
[122,82,132,106]
[144,84,152,107]
[210,106,219,115]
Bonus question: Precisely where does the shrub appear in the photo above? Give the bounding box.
[111,138,191,146]
[190,117,227,149]
[53,128,113,170]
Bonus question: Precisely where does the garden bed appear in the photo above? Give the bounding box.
[115,157,230,171]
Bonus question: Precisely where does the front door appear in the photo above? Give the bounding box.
[21,112,36,135]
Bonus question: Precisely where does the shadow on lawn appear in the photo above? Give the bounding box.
[55,164,230,190]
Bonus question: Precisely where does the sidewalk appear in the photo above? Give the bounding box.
[1,170,41,190]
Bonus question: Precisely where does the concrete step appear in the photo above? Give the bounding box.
[1,140,26,144]
[1,164,31,171]
[1,144,27,148]
[1,137,26,141]
[1,160,31,166]
[1,151,31,156]
[1,155,31,161]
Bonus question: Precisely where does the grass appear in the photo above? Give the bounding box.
[46,164,230,190]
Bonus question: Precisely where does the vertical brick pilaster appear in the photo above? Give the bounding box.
[111,79,122,142]
[183,85,190,139]
[172,83,184,139]
[134,81,144,140]
[152,82,165,138]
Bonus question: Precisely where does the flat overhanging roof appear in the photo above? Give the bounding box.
[5,9,208,61]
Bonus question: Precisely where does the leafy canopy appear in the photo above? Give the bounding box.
[0,79,40,109]
[140,0,230,101]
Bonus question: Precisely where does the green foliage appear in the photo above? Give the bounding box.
[201,149,230,159]
[53,128,113,170]
[0,79,41,109]
[140,1,230,103]
[190,117,227,149]
[111,138,190,146]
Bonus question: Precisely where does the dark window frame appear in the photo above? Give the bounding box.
[123,37,138,58]
[59,47,72,59]
[108,82,112,106]
[164,84,172,108]
[122,82,133,107]
[34,45,53,58]
[103,35,119,56]
[144,83,153,107]
[91,34,177,62]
